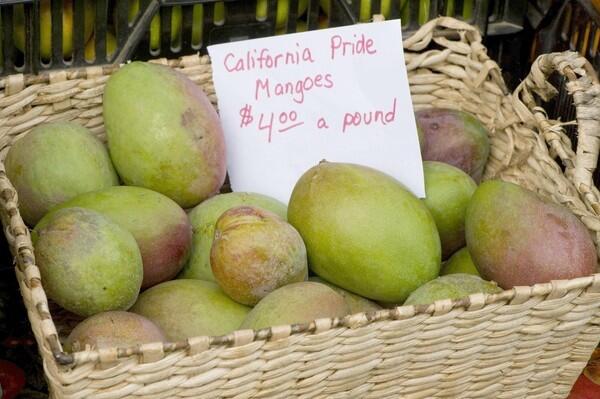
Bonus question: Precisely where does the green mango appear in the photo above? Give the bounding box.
[130,279,250,341]
[288,162,441,303]
[309,276,381,314]
[240,281,349,330]
[46,186,192,289]
[5,122,118,226]
[423,161,477,259]
[33,208,143,317]
[180,192,287,282]
[103,61,226,208]
[404,274,502,306]
[441,247,479,276]
[465,180,597,289]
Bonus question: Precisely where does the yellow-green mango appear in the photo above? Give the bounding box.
[103,61,226,208]
[180,192,287,282]
[288,162,441,303]
[47,186,192,289]
[5,122,118,226]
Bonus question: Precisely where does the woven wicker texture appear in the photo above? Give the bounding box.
[1,16,600,398]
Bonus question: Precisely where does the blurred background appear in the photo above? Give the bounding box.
[0,0,597,397]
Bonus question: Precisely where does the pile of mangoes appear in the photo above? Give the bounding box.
[7,59,596,350]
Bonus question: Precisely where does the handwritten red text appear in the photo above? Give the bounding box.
[255,73,334,104]
[330,33,376,60]
[224,44,315,72]
[342,98,397,133]
[258,110,305,142]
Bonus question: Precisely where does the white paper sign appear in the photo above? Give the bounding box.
[208,20,424,204]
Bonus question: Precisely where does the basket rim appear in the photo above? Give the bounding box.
[0,16,599,372]
[58,272,600,367]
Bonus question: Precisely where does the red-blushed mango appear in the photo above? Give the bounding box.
[130,279,250,341]
[47,186,192,289]
[415,108,490,183]
[5,122,118,226]
[65,311,166,352]
[423,161,477,259]
[465,180,597,289]
[308,276,381,314]
[288,162,441,303]
[441,247,480,276]
[181,192,287,282]
[211,206,307,306]
[103,61,226,208]
[240,282,349,330]
[33,208,143,317]
[403,274,502,306]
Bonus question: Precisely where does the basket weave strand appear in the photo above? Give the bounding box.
[1,17,600,398]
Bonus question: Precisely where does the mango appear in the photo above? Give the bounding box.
[103,61,226,208]
[211,206,308,305]
[33,208,143,317]
[415,108,490,182]
[404,274,502,306]
[288,162,441,303]
[240,281,349,330]
[309,276,381,313]
[130,279,250,341]
[180,192,287,282]
[441,247,480,276]
[423,161,477,259]
[465,180,597,289]
[65,311,166,352]
[47,186,192,289]
[5,122,118,226]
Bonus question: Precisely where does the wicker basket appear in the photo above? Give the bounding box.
[2,16,600,398]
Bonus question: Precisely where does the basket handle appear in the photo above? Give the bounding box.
[511,51,600,213]
[402,16,483,51]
